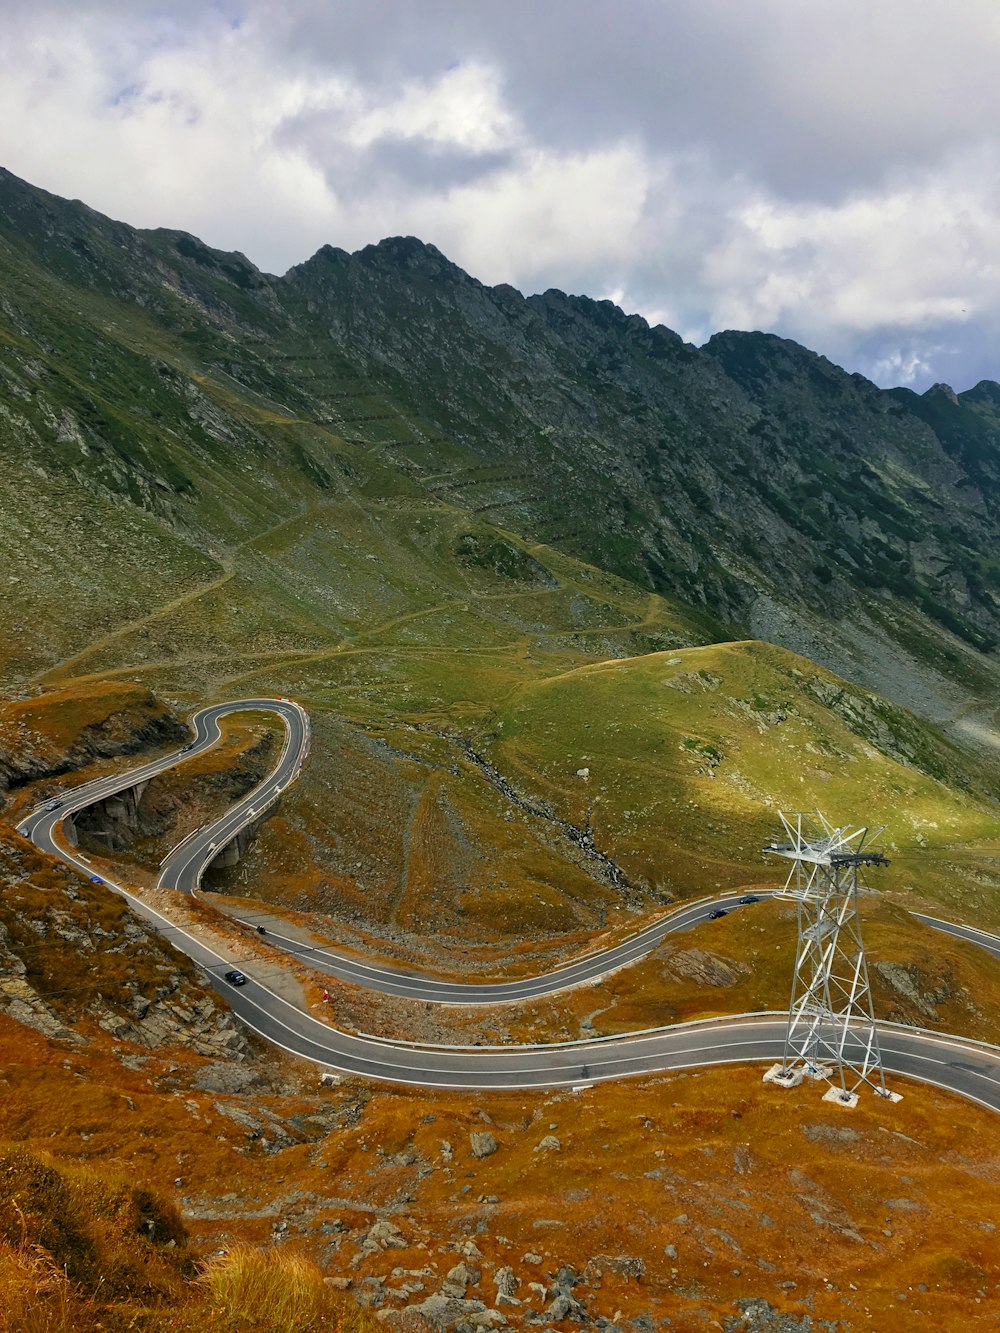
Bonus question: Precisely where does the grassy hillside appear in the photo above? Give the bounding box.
[2,164,999,715]
[487,640,999,906]
[0,159,997,985]
[0,1142,375,1332]
[1,1013,999,1332]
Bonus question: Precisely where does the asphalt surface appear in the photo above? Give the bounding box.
[19,698,309,885]
[223,893,772,1005]
[17,698,1000,1109]
[911,911,1000,961]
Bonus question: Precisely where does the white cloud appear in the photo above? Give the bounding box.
[697,152,1000,351]
[410,143,650,286]
[342,62,516,154]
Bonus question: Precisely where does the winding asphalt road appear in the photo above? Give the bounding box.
[222,893,770,1005]
[16,698,1000,1111]
[19,698,310,884]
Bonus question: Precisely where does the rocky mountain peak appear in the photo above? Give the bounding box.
[926,381,960,405]
[357,234,464,279]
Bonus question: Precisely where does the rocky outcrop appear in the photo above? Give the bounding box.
[665,947,749,988]
[874,959,958,1024]
[0,683,185,807]
[71,729,276,861]
[0,919,78,1043]
[0,827,250,1060]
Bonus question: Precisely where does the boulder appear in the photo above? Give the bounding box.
[547,1292,586,1320]
[365,1218,408,1251]
[584,1254,645,1282]
[469,1131,497,1159]
[493,1266,518,1301]
[441,1262,480,1297]
[403,1293,505,1331]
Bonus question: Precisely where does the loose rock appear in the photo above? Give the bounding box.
[470,1131,498,1159]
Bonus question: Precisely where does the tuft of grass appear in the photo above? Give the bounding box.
[195,1244,371,1333]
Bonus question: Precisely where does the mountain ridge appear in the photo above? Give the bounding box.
[1,164,998,721]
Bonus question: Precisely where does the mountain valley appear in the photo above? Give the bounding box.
[1,164,1000,1331]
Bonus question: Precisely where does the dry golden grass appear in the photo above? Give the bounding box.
[0,1154,376,1332]
[1,1006,999,1330]
[0,681,174,755]
[195,1244,373,1333]
[4,647,1000,1328]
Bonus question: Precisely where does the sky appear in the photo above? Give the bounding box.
[2,0,998,392]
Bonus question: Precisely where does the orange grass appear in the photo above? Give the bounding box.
[1,1005,999,1330]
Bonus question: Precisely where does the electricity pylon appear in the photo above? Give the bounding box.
[762,811,899,1107]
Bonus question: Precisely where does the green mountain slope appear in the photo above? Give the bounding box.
[3,165,997,720]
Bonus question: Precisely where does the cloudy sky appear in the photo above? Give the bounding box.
[2,0,998,390]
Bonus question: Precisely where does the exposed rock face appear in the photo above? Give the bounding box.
[72,729,276,860]
[0,683,185,807]
[665,947,749,988]
[874,959,957,1023]
[287,234,1000,656]
[0,828,250,1060]
[0,920,77,1043]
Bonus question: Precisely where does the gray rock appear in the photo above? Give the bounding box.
[193,1062,262,1094]
[365,1218,408,1251]
[533,1135,561,1153]
[585,1254,645,1282]
[442,1262,481,1297]
[469,1131,497,1159]
[404,1293,503,1331]
[725,1297,816,1331]
[493,1266,518,1300]
[547,1292,586,1320]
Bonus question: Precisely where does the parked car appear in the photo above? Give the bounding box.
[708,908,728,920]
[224,970,248,986]
[738,894,761,905]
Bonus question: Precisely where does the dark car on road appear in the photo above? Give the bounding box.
[46,800,62,812]
[708,908,728,920]
[738,895,761,905]
[224,970,248,986]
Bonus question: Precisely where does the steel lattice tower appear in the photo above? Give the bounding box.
[762,812,900,1107]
